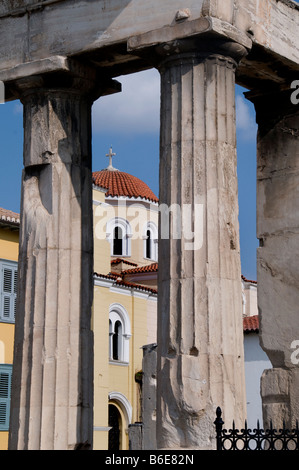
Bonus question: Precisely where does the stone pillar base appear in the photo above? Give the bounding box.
[261,368,299,429]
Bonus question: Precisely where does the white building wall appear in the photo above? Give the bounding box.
[244,333,272,428]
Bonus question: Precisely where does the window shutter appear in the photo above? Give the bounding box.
[13,269,18,320]
[3,268,12,293]
[0,366,12,430]
[3,297,10,318]
[2,268,12,321]
[0,262,18,322]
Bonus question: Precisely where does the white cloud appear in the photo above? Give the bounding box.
[13,101,23,114]
[236,94,257,141]
[92,68,160,135]
[93,70,257,142]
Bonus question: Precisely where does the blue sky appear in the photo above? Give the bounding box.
[1,0,299,280]
[0,68,258,280]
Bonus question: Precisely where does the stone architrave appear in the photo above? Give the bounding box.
[248,88,299,428]
[154,37,249,449]
[8,65,119,450]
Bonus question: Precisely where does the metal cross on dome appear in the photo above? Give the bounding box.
[106,146,117,170]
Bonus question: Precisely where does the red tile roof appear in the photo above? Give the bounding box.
[113,278,157,294]
[0,207,20,226]
[94,272,119,280]
[94,272,157,295]
[242,275,257,284]
[122,262,158,275]
[111,258,138,267]
[92,169,158,203]
[243,315,259,333]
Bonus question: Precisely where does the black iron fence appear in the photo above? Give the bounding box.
[214,407,299,450]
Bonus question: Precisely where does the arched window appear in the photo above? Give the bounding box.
[107,218,132,257]
[143,222,158,261]
[108,404,121,450]
[146,229,152,259]
[112,320,122,360]
[109,304,131,363]
[109,319,113,359]
[113,226,123,256]
[108,392,132,450]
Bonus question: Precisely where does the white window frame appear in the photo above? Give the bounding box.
[106,218,132,257]
[108,391,132,425]
[0,260,18,323]
[109,303,131,364]
[143,221,158,261]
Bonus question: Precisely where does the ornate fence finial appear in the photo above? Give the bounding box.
[214,407,224,450]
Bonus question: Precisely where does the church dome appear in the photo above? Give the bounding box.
[92,169,158,203]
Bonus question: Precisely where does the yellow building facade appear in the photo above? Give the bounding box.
[0,159,159,450]
[0,208,19,450]
[92,165,158,449]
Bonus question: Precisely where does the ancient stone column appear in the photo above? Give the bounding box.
[248,88,299,428]
[8,65,116,450]
[156,38,248,449]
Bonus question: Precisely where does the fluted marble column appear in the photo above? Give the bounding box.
[8,67,111,450]
[156,38,248,449]
[248,88,299,429]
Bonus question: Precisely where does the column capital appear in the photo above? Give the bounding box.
[155,36,248,72]
[245,86,298,131]
[7,56,121,103]
[128,16,251,70]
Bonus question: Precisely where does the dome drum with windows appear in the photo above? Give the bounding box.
[93,148,158,261]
